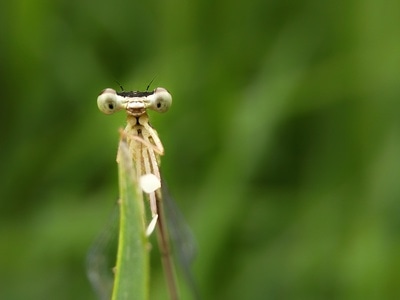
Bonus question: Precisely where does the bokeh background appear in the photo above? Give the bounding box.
[1,0,400,299]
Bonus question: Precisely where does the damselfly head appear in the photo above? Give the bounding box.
[97,87,172,116]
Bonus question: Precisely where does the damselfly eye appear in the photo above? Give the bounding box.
[148,88,172,113]
[97,88,124,114]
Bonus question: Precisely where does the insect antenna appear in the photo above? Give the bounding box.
[145,75,158,91]
[115,80,124,91]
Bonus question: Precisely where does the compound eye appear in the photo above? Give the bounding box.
[97,88,124,114]
[149,87,172,113]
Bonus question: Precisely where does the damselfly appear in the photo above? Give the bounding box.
[87,86,197,300]
[97,87,172,231]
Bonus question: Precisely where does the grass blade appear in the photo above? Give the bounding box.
[112,137,149,300]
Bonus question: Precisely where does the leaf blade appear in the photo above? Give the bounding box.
[112,138,149,300]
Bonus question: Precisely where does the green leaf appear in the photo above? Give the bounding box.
[112,138,149,300]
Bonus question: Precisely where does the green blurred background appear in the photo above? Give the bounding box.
[1,0,400,299]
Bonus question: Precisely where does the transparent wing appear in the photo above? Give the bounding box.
[86,205,119,300]
[161,179,200,299]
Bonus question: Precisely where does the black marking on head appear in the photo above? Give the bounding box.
[117,90,154,98]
